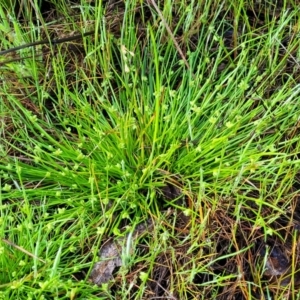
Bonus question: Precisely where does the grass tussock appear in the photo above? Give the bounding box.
[1,0,300,299]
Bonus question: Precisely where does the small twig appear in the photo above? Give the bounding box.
[0,30,95,56]
[147,0,190,70]
[275,37,300,67]
[2,238,46,264]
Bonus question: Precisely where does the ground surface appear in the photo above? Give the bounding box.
[1,0,300,299]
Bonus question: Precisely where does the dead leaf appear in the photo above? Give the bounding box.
[90,219,153,285]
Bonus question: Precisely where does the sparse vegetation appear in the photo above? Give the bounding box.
[1,0,300,299]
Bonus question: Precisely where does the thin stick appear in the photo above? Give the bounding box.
[148,0,190,70]
[2,238,46,264]
[0,30,95,56]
